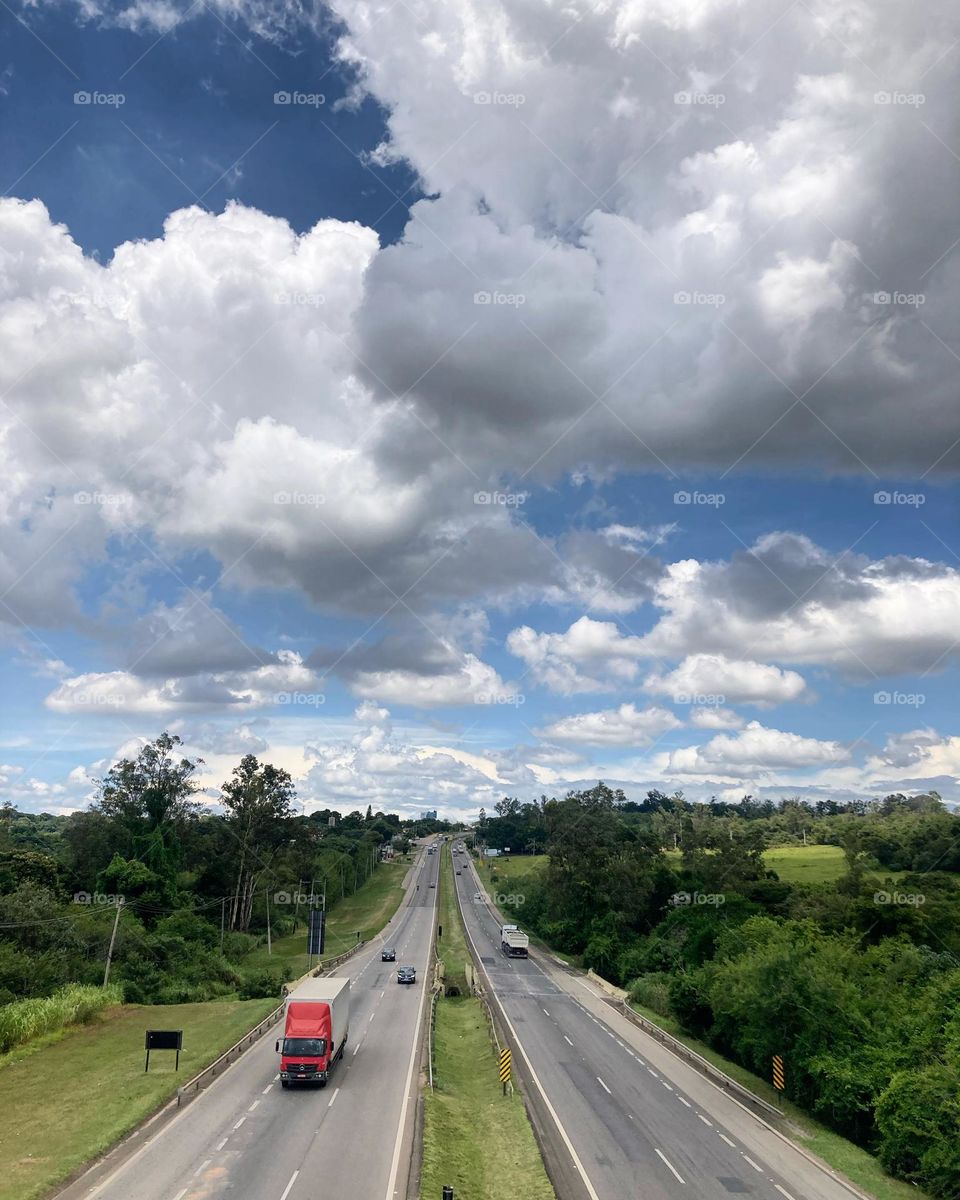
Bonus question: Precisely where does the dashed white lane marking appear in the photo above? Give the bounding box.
[661,1082,674,1091]
[698,1114,713,1127]
[563,1035,574,1046]
[328,1087,340,1108]
[597,1076,612,1094]
[248,1100,260,1112]
[274,1074,280,1081]
[193,1159,211,1176]
[677,1096,692,1108]
[742,1154,763,1173]
[647,1068,659,1077]
[233,1117,246,1131]
[775,1186,798,1200]
[543,1008,550,1016]
[655,1149,686,1184]
[279,1170,300,1200]
[215,1137,229,1152]
[353,1044,361,1055]
[262,1084,272,1094]
[172,1190,187,1200]
[719,1133,736,1148]
[368,1012,375,1022]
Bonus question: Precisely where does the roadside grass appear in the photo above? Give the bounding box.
[420,849,555,1200]
[245,858,410,979]
[0,997,276,1200]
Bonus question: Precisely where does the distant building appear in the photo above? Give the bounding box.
[420,809,438,820]
[328,814,337,827]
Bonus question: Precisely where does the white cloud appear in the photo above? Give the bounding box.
[663,720,850,774]
[506,616,648,694]
[645,653,809,706]
[539,703,682,746]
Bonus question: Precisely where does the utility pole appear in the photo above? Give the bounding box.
[220,897,225,954]
[293,877,303,931]
[103,899,123,987]
[266,886,272,956]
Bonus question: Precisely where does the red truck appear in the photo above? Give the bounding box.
[276,977,350,1088]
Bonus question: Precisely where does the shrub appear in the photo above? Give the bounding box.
[627,973,673,1017]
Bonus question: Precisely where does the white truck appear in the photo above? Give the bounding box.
[500,924,529,958]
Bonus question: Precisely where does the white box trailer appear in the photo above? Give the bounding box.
[278,977,351,1087]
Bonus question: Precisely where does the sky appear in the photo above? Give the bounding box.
[1,0,959,820]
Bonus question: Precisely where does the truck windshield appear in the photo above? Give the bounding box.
[282,1038,326,1056]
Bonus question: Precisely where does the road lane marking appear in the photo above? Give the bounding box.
[248,1100,260,1111]
[677,1096,692,1107]
[353,1044,361,1055]
[661,1082,674,1091]
[279,1170,299,1200]
[263,1084,272,1094]
[742,1155,763,1173]
[647,1068,659,1077]
[172,1190,187,1200]
[543,1008,550,1016]
[194,1159,211,1176]
[328,1087,340,1108]
[597,1076,612,1094]
[719,1133,736,1147]
[563,1035,574,1046]
[698,1114,713,1126]
[775,1186,798,1200]
[215,1138,228,1152]
[656,1149,686,1184]
[233,1117,246,1131]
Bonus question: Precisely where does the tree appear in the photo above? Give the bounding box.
[220,756,295,931]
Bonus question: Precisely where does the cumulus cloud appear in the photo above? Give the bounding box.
[645,653,809,706]
[44,650,319,713]
[507,616,649,694]
[663,720,851,774]
[538,703,682,746]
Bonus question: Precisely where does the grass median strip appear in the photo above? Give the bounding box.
[419,846,555,1200]
[0,997,277,1200]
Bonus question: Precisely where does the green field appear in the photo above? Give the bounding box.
[245,857,411,978]
[0,998,277,1200]
[420,849,555,1200]
[477,846,901,886]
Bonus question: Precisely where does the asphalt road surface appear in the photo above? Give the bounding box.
[454,850,863,1200]
[65,845,439,1200]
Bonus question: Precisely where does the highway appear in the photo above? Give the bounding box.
[62,844,439,1200]
[453,848,863,1200]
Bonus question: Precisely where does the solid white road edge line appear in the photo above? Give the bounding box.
[656,1149,686,1184]
[279,1170,299,1200]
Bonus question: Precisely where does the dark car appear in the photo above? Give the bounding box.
[381,947,396,961]
[397,966,416,984]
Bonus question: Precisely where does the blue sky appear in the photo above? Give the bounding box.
[1,0,959,817]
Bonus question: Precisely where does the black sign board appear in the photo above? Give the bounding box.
[308,908,325,956]
[144,1029,183,1072]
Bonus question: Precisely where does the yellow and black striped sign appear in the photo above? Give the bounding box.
[499,1048,512,1084]
[772,1055,785,1091]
